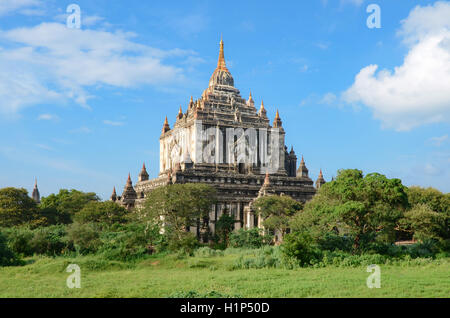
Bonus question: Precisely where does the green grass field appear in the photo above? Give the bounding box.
[0,251,449,298]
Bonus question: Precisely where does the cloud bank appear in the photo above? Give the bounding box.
[343,1,450,131]
[0,22,196,114]
[0,0,41,16]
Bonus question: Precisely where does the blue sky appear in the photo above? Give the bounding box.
[0,0,449,200]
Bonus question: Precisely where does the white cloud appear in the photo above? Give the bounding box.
[314,41,330,50]
[70,127,92,134]
[103,120,124,126]
[35,144,53,151]
[37,113,58,121]
[340,0,364,7]
[423,162,442,176]
[0,0,41,16]
[0,22,195,114]
[428,134,448,147]
[342,1,450,131]
[320,93,337,105]
[54,13,105,27]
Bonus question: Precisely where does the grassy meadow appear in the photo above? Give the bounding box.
[0,249,448,298]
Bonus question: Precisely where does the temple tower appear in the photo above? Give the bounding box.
[32,178,40,204]
[315,169,326,189]
[297,156,309,178]
[139,163,149,182]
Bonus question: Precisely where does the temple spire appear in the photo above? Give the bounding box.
[259,100,267,117]
[315,169,326,189]
[122,173,137,209]
[139,162,149,182]
[258,172,275,197]
[110,186,117,202]
[216,36,229,72]
[297,155,309,178]
[273,109,282,128]
[162,116,170,134]
[32,178,40,203]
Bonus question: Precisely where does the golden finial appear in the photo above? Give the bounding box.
[275,109,280,119]
[162,116,170,134]
[216,35,229,72]
[248,91,253,104]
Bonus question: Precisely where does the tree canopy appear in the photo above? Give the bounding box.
[290,169,409,251]
[253,195,303,241]
[140,183,217,240]
[0,188,37,227]
[74,201,129,225]
[40,189,99,221]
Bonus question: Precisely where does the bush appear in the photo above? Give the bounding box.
[0,231,21,266]
[3,225,71,257]
[168,290,241,298]
[229,228,268,249]
[317,233,353,252]
[194,247,224,258]
[317,251,387,267]
[98,223,162,261]
[281,232,321,266]
[67,222,102,254]
[232,246,282,269]
[167,232,200,256]
[28,225,71,256]
[2,226,34,256]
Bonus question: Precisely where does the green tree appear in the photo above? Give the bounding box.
[406,186,449,240]
[253,195,303,242]
[74,201,128,225]
[407,186,450,214]
[35,206,72,226]
[291,169,408,251]
[67,222,101,254]
[281,232,321,266]
[40,189,99,222]
[401,204,447,241]
[140,183,217,241]
[215,213,235,246]
[0,187,37,227]
[0,230,21,266]
[229,228,266,248]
